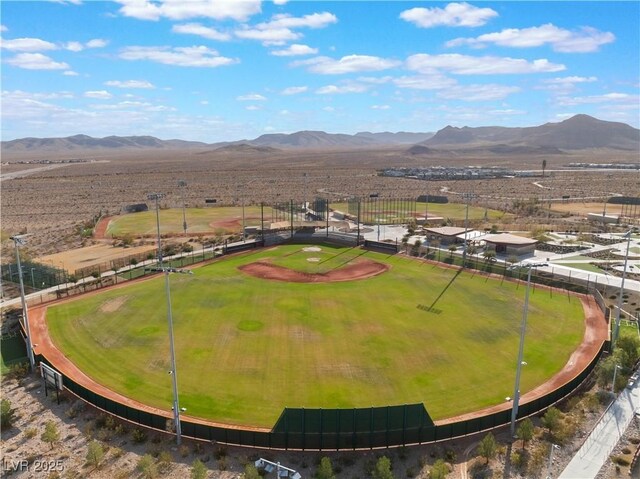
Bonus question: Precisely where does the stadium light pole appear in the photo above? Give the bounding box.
[510,263,537,437]
[462,193,476,268]
[612,229,634,346]
[10,234,36,371]
[178,180,188,235]
[148,193,183,445]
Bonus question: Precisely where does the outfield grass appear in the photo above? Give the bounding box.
[105,206,272,237]
[47,244,585,428]
[556,263,605,274]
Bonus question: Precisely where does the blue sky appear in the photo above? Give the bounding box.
[1,1,638,142]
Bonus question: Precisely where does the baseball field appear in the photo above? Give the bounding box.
[45,244,586,428]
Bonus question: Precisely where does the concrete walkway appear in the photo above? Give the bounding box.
[558,382,640,479]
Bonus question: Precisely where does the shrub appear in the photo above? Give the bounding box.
[137,454,158,479]
[612,455,631,466]
[131,428,148,444]
[1,400,16,429]
[24,427,37,439]
[191,459,207,479]
[86,440,105,470]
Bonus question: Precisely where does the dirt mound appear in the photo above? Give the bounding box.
[238,259,389,283]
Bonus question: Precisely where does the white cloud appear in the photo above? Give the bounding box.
[393,74,457,90]
[281,86,308,95]
[1,37,57,52]
[262,12,337,30]
[322,106,335,112]
[172,23,231,41]
[86,39,108,48]
[294,55,401,74]
[1,25,7,32]
[437,84,521,101]
[105,80,155,89]
[400,3,498,28]
[245,105,262,111]
[236,93,267,101]
[270,44,317,56]
[119,45,237,67]
[406,53,565,75]
[371,105,391,110]
[315,84,368,94]
[84,90,113,99]
[273,0,288,4]
[538,76,597,92]
[200,100,209,105]
[543,76,597,85]
[65,41,84,52]
[556,92,636,106]
[1,36,107,52]
[446,24,615,53]
[6,53,69,70]
[234,26,299,45]
[116,0,261,22]
[63,70,79,76]
[235,12,336,46]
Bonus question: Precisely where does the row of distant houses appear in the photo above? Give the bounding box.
[422,226,537,257]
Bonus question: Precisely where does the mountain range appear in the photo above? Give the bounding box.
[2,115,638,153]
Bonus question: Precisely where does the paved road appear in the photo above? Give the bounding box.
[558,382,640,479]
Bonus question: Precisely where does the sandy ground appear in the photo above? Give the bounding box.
[2,372,635,479]
[37,243,157,274]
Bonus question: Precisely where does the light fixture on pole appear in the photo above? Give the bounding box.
[10,234,36,371]
[255,458,300,479]
[545,443,560,479]
[612,229,635,346]
[510,263,537,437]
[462,193,476,268]
[178,180,188,235]
[147,192,183,445]
[612,363,623,393]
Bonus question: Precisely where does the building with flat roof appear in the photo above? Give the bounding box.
[424,226,468,245]
[484,233,537,257]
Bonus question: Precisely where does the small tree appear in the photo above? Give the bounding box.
[430,459,449,479]
[448,244,457,257]
[542,159,547,177]
[373,456,394,479]
[316,456,336,479]
[243,464,261,479]
[137,454,158,479]
[516,418,535,450]
[542,407,563,438]
[412,239,422,257]
[483,250,496,262]
[41,420,61,450]
[616,335,640,370]
[0,399,16,429]
[401,236,409,254]
[191,459,207,479]
[86,440,105,470]
[477,432,497,464]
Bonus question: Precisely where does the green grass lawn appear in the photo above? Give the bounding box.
[105,206,272,237]
[47,244,585,428]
